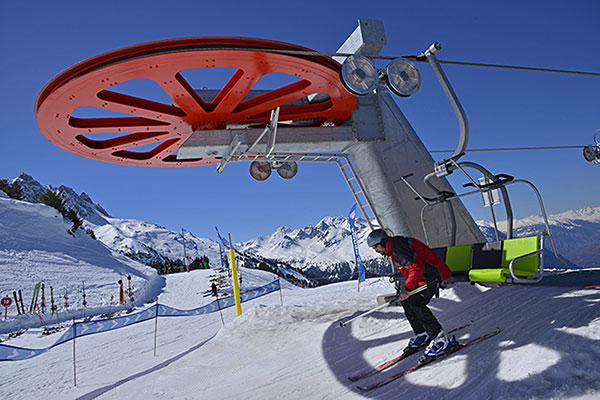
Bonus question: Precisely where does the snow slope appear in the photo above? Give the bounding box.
[1,269,599,400]
[1,178,600,399]
[0,196,163,308]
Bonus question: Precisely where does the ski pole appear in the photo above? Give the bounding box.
[18,290,25,314]
[340,299,396,327]
[215,294,225,326]
[13,291,21,315]
[339,284,429,327]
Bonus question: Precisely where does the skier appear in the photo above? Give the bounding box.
[211,282,218,297]
[367,229,452,360]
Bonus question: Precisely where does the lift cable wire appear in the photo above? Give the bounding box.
[419,59,600,78]
[241,48,600,78]
[430,144,585,153]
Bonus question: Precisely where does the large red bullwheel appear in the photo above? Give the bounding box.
[35,37,357,167]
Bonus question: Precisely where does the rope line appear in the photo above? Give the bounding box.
[432,59,600,77]
[238,47,600,77]
[430,145,585,153]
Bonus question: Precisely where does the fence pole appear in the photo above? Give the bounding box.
[216,294,225,326]
[153,296,159,357]
[277,276,283,307]
[72,316,77,387]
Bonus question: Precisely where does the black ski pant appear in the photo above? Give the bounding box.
[401,283,442,340]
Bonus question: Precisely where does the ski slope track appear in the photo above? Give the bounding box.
[1,192,600,399]
[1,272,599,399]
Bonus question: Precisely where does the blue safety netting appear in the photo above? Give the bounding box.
[0,279,280,361]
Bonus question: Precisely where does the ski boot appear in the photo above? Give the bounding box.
[402,332,430,356]
[418,330,454,365]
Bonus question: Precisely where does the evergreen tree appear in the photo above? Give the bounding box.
[37,189,65,211]
[37,189,83,234]
[65,208,83,233]
[85,228,97,239]
[0,179,24,200]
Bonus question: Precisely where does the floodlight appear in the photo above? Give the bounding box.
[249,160,272,181]
[384,58,421,97]
[340,55,377,96]
[583,130,600,164]
[275,161,298,179]
[583,144,600,164]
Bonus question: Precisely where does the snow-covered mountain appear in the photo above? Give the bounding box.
[477,207,600,267]
[237,208,600,273]
[2,174,600,400]
[235,216,389,285]
[6,173,220,269]
[3,173,599,286]
[14,173,111,225]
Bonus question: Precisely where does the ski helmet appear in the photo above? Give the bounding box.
[367,229,388,247]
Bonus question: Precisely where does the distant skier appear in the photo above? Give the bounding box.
[211,282,218,297]
[367,229,452,360]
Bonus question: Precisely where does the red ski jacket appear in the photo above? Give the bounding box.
[386,236,452,291]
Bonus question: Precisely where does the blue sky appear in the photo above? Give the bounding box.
[1,1,599,242]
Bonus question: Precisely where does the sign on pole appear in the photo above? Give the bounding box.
[1,296,12,320]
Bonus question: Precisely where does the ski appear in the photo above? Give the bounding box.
[348,320,475,382]
[357,328,501,391]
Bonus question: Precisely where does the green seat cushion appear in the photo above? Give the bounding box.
[468,268,507,282]
[502,236,540,274]
[445,245,473,272]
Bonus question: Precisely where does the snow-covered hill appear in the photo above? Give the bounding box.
[1,265,599,399]
[0,194,163,324]
[7,173,221,268]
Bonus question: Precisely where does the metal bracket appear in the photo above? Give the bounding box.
[218,107,280,173]
[266,107,280,156]
[245,107,280,156]
[422,42,469,166]
[216,135,243,173]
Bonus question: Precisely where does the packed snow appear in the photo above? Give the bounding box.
[1,189,600,399]
[1,268,600,399]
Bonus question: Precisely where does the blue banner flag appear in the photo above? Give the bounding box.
[215,227,230,250]
[192,241,199,260]
[215,227,228,269]
[348,204,366,283]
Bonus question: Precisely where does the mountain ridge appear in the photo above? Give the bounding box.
[3,174,599,285]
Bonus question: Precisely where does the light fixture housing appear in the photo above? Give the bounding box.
[384,58,421,97]
[583,130,600,164]
[275,161,298,179]
[583,144,600,164]
[249,160,272,181]
[340,55,377,96]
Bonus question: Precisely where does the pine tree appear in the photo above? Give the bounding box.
[0,179,24,200]
[37,189,83,234]
[37,189,65,211]
[65,208,83,232]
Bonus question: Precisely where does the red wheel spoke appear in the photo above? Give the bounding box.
[246,100,334,123]
[69,116,170,134]
[233,79,312,118]
[210,69,257,113]
[161,72,210,116]
[75,131,172,152]
[96,90,185,124]
[112,138,180,161]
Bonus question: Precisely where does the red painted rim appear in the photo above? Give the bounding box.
[35,37,357,167]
